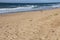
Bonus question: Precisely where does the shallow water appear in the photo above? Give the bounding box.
[0,3,60,13]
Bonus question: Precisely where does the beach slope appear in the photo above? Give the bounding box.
[0,9,60,40]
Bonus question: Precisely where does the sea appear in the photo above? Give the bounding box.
[0,3,60,13]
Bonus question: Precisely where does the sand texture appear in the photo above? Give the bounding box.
[0,9,60,40]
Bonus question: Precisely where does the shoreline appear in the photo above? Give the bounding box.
[0,7,60,16]
[0,7,60,15]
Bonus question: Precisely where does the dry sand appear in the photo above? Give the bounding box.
[0,8,60,40]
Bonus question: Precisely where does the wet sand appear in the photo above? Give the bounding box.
[0,8,60,40]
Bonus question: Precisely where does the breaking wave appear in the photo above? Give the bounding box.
[0,4,60,13]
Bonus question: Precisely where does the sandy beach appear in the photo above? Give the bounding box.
[0,8,60,40]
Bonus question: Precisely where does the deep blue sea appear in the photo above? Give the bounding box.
[0,3,60,13]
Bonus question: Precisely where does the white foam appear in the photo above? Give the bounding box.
[51,4,60,8]
[0,6,33,13]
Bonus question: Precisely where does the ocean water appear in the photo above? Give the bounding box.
[0,3,60,13]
